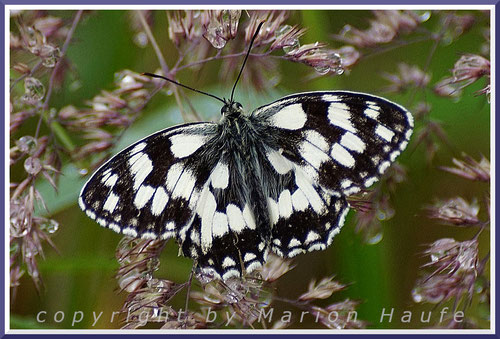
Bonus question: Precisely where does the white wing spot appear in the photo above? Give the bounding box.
[375,124,395,142]
[188,187,202,211]
[200,190,217,251]
[273,247,283,257]
[161,231,175,239]
[245,261,262,273]
[226,204,245,233]
[299,163,319,184]
[210,161,229,189]
[258,242,266,252]
[244,252,257,262]
[270,103,307,130]
[327,227,342,246]
[299,139,331,169]
[165,163,183,191]
[364,102,380,119]
[222,256,237,268]
[141,232,157,240]
[103,192,120,213]
[341,179,352,188]
[390,150,401,162]
[267,198,279,225]
[129,152,153,190]
[78,196,86,211]
[294,167,324,213]
[130,142,147,155]
[378,161,391,174]
[165,221,176,231]
[169,133,207,158]
[405,129,412,140]
[222,269,240,280]
[278,189,293,219]
[134,185,155,209]
[266,149,293,175]
[330,143,355,168]
[305,231,320,244]
[291,189,309,212]
[288,238,301,248]
[364,177,378,187]
[328,102,356,133]
[344,186,361,195]
[212,212,229,237]
[101,168,111,180]
[123,227,138,237]
[172,169,196,200]
[151,187,169,216]
[400,140,409,151]
[340,132,366,153]
[304,130,329,152]
[308,243,326,252]
[103,174,118,187]
[109,223,121,233]
[406,111,415,127]
[243,204,256,230]
[288,248,305,257]
[321,94,341,102]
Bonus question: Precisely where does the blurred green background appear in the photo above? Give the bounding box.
[10,10,490,329]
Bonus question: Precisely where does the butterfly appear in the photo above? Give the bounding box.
[79,23,413,281]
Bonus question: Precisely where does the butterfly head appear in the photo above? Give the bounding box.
[221,100,244,119]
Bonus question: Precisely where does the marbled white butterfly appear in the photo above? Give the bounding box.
[79,24,413,281]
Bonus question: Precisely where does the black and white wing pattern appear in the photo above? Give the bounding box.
[79,122,219,240]
[250,91,413,257]
[79,90,413,280]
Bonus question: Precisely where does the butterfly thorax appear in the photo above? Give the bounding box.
[218,101,258,148]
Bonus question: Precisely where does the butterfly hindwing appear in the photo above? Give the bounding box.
[263,153,351,257]
[178,146,271,280]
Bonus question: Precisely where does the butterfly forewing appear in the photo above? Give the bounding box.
[79,122,217,239]
[253,91,413,196]
[79,90,413,280]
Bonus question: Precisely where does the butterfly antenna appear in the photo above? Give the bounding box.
[142,72,226,105]
[229,21,265,103]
